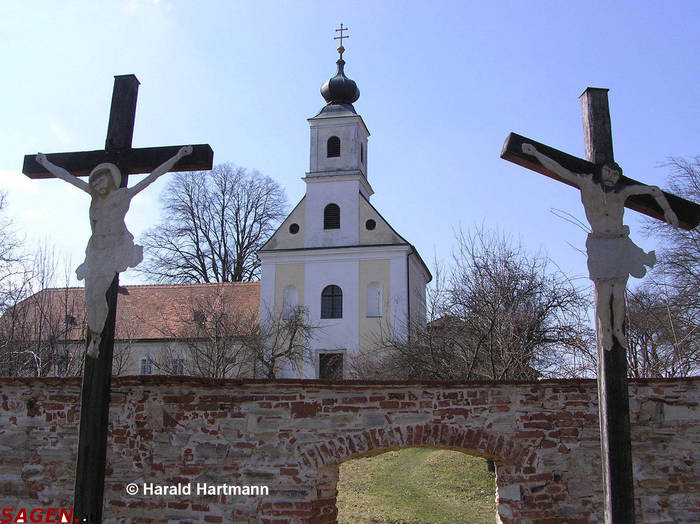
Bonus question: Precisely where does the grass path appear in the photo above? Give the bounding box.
[336,448,497,523]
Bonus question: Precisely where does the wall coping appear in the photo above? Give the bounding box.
[0,375,697,388]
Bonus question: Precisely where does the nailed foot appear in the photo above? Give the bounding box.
[614,328,628,350]
[87,332,101,359]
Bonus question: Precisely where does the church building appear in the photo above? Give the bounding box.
[0,40,431,381]
[258,42,431,379]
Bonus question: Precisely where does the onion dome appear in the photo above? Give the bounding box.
[321,57,360,105]
[317,44,360,116]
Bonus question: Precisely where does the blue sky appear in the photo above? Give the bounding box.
[1,0,698,289]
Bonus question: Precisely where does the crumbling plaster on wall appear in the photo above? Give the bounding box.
[0,376,697,523]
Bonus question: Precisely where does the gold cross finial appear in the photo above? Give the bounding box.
[334,23,349,58]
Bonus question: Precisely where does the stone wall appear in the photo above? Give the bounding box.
[0,376,697,523]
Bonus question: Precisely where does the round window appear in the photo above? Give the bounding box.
[365,219,376,230]
[289,223,300,234]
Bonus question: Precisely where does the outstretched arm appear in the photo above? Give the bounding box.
[624,184,679,227]
[521,143,585,187]
[35,153,91,194]
[128,145,193,196]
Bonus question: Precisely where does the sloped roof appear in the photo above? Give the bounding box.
[1,282,260,342]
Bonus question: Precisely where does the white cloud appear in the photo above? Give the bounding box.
[120,0,171,13]
[21,207,51,221]
[120,0,139,13]
[49,117,72,146]
[0,171,38,194]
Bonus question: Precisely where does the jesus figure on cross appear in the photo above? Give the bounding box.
[35,145,193,358]
[521,143,679,351]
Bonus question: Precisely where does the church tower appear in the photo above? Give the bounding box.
[258,29,431,379]
[305,34,371,248]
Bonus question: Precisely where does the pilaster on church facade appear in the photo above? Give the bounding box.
[258,44,431,380]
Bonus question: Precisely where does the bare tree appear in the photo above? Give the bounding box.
[446,226,594,379]
[138,163,287,283]
[141,292,316,379]
[0,243,85,377]
[0,271,37,376]
[0,191,25,313]
[243,306,316,379]
[111,327,136,377]
[625,284,699,378]
[631,156,700,378]
[349,263,475,380]
[645,156,700,309]
[355,226,594,380]
[145,289,257,378]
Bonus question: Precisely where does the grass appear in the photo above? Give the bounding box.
[336,448,497,523]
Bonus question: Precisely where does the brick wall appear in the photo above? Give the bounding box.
[0,377,697,523]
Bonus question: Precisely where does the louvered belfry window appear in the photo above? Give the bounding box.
[321,285,343,319]
[324,203,340,229]
[327,136,340,157]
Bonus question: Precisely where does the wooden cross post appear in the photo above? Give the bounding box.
[501,88,700,523]
[22,74,213,523]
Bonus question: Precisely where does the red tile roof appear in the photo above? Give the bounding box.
[1,282,260,342]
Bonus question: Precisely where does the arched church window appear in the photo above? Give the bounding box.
[360,142,364,164]
[283,285,298,319]
[366,282,382,317]
[327,136,341,158]
[321,285,343,319]
[324,203,340,229]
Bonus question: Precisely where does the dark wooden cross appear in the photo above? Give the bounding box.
[501,87,700,523]
[22,74,213,523]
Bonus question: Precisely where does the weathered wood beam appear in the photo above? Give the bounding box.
[581,87,615,165]
[582,88,634,524]
[73,278,119,524]
[22,144,214,179]
[501,132,700,230]
[105,74,139,150]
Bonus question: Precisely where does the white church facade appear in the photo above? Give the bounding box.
[258,46,431,379]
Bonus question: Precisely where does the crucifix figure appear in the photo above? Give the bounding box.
[35,147,192,358]
[23,75,213,523]
[519,143,678,351]
[502,87,700,523]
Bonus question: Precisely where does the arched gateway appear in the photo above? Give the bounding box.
[294,423,533,523]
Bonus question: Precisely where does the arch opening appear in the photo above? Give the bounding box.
[321,285,343,319]
[327,136,341,158]
[336,447,497,523]
[296,423,529,523]
[324,203,340,229]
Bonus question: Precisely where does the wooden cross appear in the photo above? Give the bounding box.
[22,74,213,523]
[501,87,700,523]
